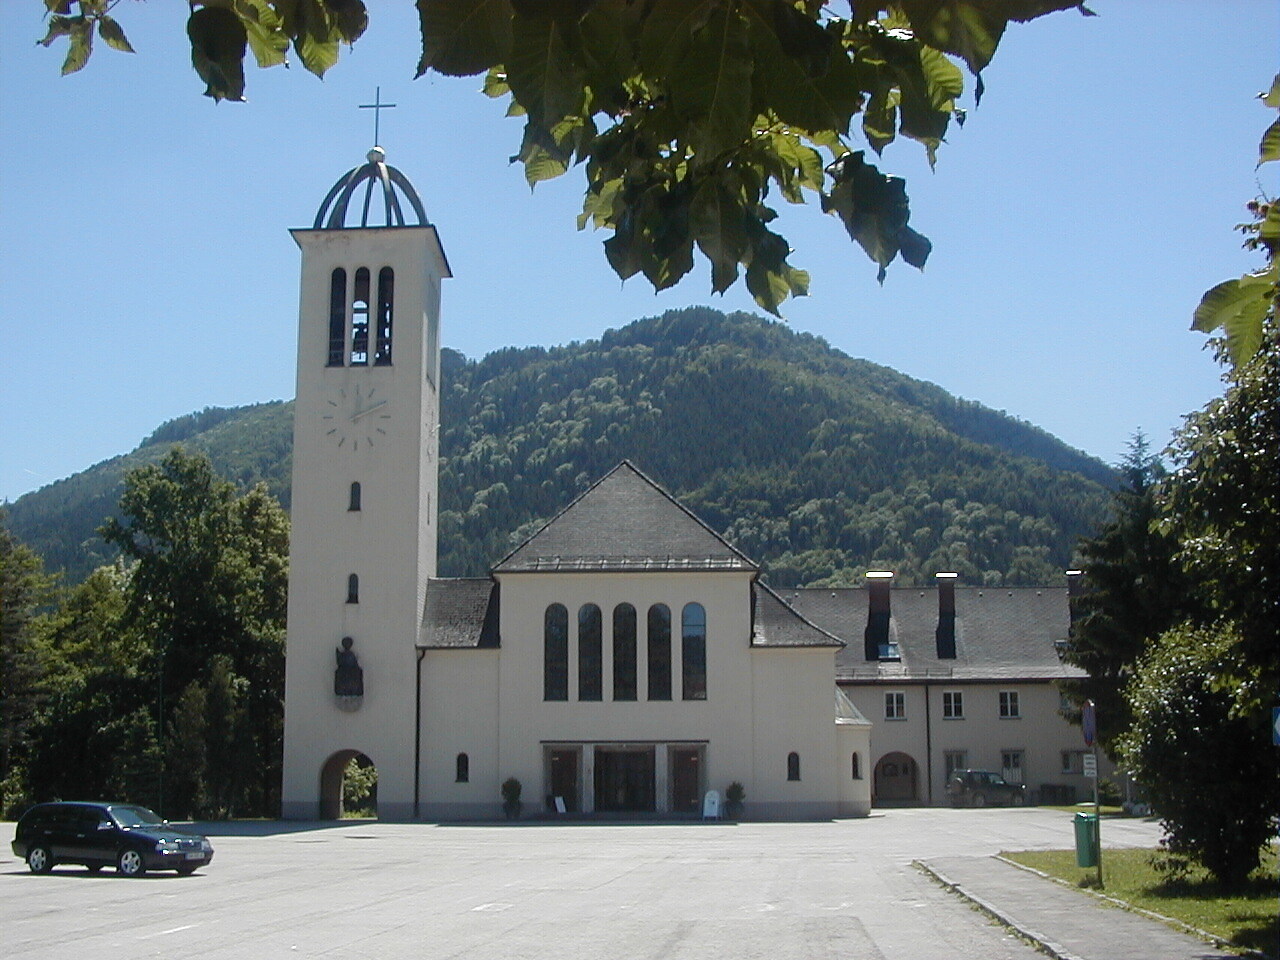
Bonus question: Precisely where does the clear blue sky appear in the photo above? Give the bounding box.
[1,2,1277,504]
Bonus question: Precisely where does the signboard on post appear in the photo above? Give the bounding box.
[1082,700,1097,747]
[1082,753,1098,778]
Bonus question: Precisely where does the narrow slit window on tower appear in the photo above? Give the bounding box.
[787,752,801,782]
[455,753,469,783]
[350,267,370,365]
[327,268,347,366]
[374,267,394,365]
[346,573,359,604]
[348,481,362,512]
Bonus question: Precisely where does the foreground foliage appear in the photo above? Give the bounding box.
[5,449,290,820]
[1004,846,1279,955]
[38,0,1092,313]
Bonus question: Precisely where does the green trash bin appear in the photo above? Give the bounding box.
[1074,811,1099,868]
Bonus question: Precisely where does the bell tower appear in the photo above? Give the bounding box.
[281,146,450,820]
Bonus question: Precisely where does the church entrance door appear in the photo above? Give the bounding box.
[593,747,656,813]
[669,747,702,814]
[548,748,581,813]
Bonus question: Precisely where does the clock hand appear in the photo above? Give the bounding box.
[350,400,388,422]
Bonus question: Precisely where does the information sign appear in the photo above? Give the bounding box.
[1082,753,1097,778]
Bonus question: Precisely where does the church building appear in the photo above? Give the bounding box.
[280,149,873,821]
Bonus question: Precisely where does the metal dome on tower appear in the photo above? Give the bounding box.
[312,88,427,230]
[312,145,429,230]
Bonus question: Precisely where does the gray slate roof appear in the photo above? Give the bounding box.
[751,581,844,648]
[494,461,756,574]
[419,579,499,649]
[786,585,1082,682]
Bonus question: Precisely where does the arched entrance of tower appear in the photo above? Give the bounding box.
[873,752,918,804]
[319,750,378,819]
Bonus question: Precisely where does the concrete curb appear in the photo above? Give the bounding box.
[916,858,1087,960]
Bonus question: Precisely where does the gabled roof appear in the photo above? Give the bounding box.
[785,585,1082,682]
[418,579,499,649]
[751,581,844,648]
[493,461,756,574]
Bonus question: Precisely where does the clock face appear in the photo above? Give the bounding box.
[321,384,391,451]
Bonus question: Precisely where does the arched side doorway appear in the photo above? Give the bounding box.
[319,750,378,819]
[873,752,919,804]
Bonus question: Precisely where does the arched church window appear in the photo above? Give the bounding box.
[851,753,862,780]
[578,604,602,701]
[350,267,370,365]
[455,753,469,783]
[348,481,362,512]
[647,604,671,701]
[346,573,359,604]
[681,603,707,700]
[327,268,347,367]
[787,752,801,782]
[612,603,637,701]
[543,604,568,701]
[374,267,394,366]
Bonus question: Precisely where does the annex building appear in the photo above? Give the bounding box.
[280,149,1089,822]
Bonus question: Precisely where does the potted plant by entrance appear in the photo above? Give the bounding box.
[725,781,745,819]
[501,777,523,820]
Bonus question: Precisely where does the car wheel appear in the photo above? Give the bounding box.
[971,792,986,808]
[117,848,146,877]
[177,863,198,876]
[26,846,53,874]
[1011,792,1025,807]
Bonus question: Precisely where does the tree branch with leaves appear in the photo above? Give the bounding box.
[36,0,1093,314]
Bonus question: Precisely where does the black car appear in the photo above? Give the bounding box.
[945,770,1027,808]
[11,802,214,876]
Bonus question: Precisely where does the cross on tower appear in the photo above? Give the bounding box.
[359,86,397,147]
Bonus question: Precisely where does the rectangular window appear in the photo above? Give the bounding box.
[1061,750,1084,775]
[647,604,672,701]
[884,692,905,720]
[944,750,968,779]
[999,690,1020,718]
[942,690,964,719]
[681,603,707,701]
[578,604,603,702]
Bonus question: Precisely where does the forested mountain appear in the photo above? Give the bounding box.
[9,308,1113,587]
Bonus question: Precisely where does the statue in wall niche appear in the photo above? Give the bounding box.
[334,636,364,698]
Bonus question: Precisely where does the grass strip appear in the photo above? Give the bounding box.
[1002,847,1277,955]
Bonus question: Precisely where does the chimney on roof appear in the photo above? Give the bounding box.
[864,571,893,661]
[1065,569,1083,636]
[935,572,958,659]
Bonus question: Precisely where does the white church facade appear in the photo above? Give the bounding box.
[280,149,873,821]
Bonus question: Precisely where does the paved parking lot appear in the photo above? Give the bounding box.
[2,808,1162,960]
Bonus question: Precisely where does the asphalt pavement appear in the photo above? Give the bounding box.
[0,808,1243,960]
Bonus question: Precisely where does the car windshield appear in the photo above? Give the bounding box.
[110,805,165,829]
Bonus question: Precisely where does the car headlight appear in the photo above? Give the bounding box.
[201,839,213,852]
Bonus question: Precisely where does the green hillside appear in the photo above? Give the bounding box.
[7,308,1113,587]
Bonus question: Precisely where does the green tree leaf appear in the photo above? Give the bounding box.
[1191,270,1276,367]
[96,15,135,55]
[506,11,583,130]
[415,0,514,78]
[821,151,928,281]
[1259,117,1280,166]
[187,7,248,101]
[690,179,748,294]
[234,0,290,69]
[62,17,93,76]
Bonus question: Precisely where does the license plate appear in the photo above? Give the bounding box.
[185,852,204,860]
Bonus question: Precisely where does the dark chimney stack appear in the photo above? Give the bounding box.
[863,571,893,661]
[1065,569,1083,637]
[935,572,957,659]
